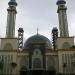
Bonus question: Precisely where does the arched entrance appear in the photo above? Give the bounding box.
[48,66,56,75]
[33,58,41,68]
[32,49,43,69]
[29,69,47,75]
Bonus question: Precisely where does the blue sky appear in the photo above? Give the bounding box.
[0,0,75,41]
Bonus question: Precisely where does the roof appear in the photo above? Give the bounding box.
[24,34,52,49]
[8,0,17,6]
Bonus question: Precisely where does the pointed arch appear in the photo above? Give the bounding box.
[32,49,43,69]
[3,43,13,50]
[62,42,70,49]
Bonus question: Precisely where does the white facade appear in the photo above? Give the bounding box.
[0,38,18,50]
[57,37,74,49]
[0,0,75,75]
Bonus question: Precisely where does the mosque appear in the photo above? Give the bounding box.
[0,0,75,75]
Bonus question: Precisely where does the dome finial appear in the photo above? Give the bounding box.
[37,28,39,35]
[11,0,16,1]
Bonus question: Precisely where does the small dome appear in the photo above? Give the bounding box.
[52,27,58,33]
[24,34,52,49]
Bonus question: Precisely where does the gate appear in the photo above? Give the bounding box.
[20,69,56,75]
[20,70,27,75]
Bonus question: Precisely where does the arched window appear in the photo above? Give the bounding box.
[32,49,43,69]
[33,58,41,68]
[32,49,41,57]
[3,43,13,50]
[62,42,70,49]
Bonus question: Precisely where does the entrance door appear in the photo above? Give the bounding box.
[20,70,55,75]
[20,70,27,75]
[33,58,42,68]
[32,49,43,69]
[20,66,27,75]
[30,70,44,75]
[48,70,56,75]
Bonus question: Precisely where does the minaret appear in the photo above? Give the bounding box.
[6,0,17,38]
[57,0,69,37]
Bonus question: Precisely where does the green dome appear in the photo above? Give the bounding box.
[24,34,52,48]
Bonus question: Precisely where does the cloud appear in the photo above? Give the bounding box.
[0,0,75,40]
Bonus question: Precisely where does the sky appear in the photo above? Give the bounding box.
[0,0,75,41]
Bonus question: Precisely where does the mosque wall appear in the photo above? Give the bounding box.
[46,55,59,73]
[0,39,1,49]
[57,37,74,49]
[0,0,75,74]
[17,53,29,75]
[0,38,18,50]
[58,50,75,74]
[0,52,17,74]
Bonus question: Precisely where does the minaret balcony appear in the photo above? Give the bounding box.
[57,6,67,13]
[7,6,17,13]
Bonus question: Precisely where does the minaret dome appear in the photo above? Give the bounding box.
[57,0,66,5]
[8,0,17,6]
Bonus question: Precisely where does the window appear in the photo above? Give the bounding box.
[32,49,43,69]
[33,58,41,68]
